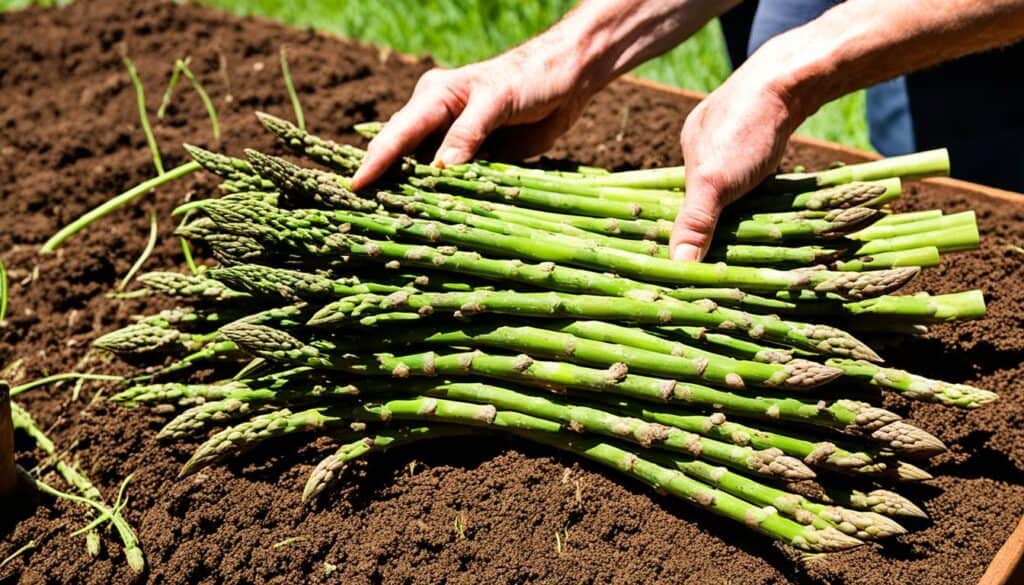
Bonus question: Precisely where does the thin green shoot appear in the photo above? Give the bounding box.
[40,160,200,253]
[157,57,186,119]
[280,46,305,131]
[0,257,8,322]
[1006,244,1024,256]
[122,54,164,175]
[10,373,124,397]
[0,540,36,571]
[176,58,221,141]
[118,208,159,291]
[177,210,200,274]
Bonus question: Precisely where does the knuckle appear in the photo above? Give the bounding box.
[447,123,487,148]
[677,205,719,232]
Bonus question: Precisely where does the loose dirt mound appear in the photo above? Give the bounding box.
[1,2,1022,584]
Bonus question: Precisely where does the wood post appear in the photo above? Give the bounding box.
[0,381,16,498]
[0,385,15,499]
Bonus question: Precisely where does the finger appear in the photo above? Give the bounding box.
[433,91,510,166]
[350,92,457,191]
[669,179,723,262]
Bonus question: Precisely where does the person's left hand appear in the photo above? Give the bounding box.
[670,64,809,262]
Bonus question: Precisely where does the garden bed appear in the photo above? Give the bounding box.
[1,1,1023,583]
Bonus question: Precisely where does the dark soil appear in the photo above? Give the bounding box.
[1,1,1022,584]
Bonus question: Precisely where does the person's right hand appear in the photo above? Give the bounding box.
[350,45,597,191]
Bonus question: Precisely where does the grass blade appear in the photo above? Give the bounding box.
[40,160,200,254]
[118,208,159,291]
[10,373,124,397]
[280,46,305,131]
[122,54,164,175]
[0,257,8,322]
[156,57,185,119]
[177,59,221,141]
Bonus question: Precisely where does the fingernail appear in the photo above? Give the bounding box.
[434,147,461,168]
[672,244,701,262]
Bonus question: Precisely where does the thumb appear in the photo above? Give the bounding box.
[669,181,723,262]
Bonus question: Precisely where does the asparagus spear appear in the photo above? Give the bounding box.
[244,150,378,211]
[872,210,943,226]
[400,380,815,480]
[194,197,919,300]
[255,111,365,174]
[827,358,998,408]
[136,271,251,301]
[850,210,975,241]
[307,288,877,362]
[180,395,568,475]
[219,323,946,457]
[855,224,979,255]
[183,144,275,192]
[513,430,863,552]
[650,454,905,539]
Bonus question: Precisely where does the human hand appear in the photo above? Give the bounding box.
[350,45,596,191]
[670,59,810,261]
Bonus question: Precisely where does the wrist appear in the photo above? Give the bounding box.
[744,24,846,127]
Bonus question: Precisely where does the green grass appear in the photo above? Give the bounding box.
[2,0,869,149]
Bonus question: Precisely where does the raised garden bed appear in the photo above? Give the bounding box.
[1,1,1023,584]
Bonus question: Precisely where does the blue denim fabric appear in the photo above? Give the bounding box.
[746,0,916,156]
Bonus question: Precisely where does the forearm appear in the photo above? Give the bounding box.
[513,0,739,93]
[754,0,1024,120]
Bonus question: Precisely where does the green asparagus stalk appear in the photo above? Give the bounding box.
[395,185,668,246]
[850,210,975,241]
[136,271,251,301]
[872,210,943,226]
[715,208,882,243]
[183,144,275,191]
[650,453,906,539]
[379,190,666,257]
[765,149,950,192]
[157,398,273,439]
[180,395,568,475]
[542,320,840,390]
[219,323,945,457]
[706,244,844,266]
[513,430,863,552]
[855,224,980,255]
[532,150,946,191]
[657,326,797,364]
[588,393,945,458]
[399,380,815,480]
[195,198,919,300]
[255,111,364,174]
[307,288,878,362]
[244,150,378,211]
[93,323,218,357]
[827,358,997,408]
[832,246,941,272]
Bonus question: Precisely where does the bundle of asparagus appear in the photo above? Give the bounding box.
[94,113,995,553]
